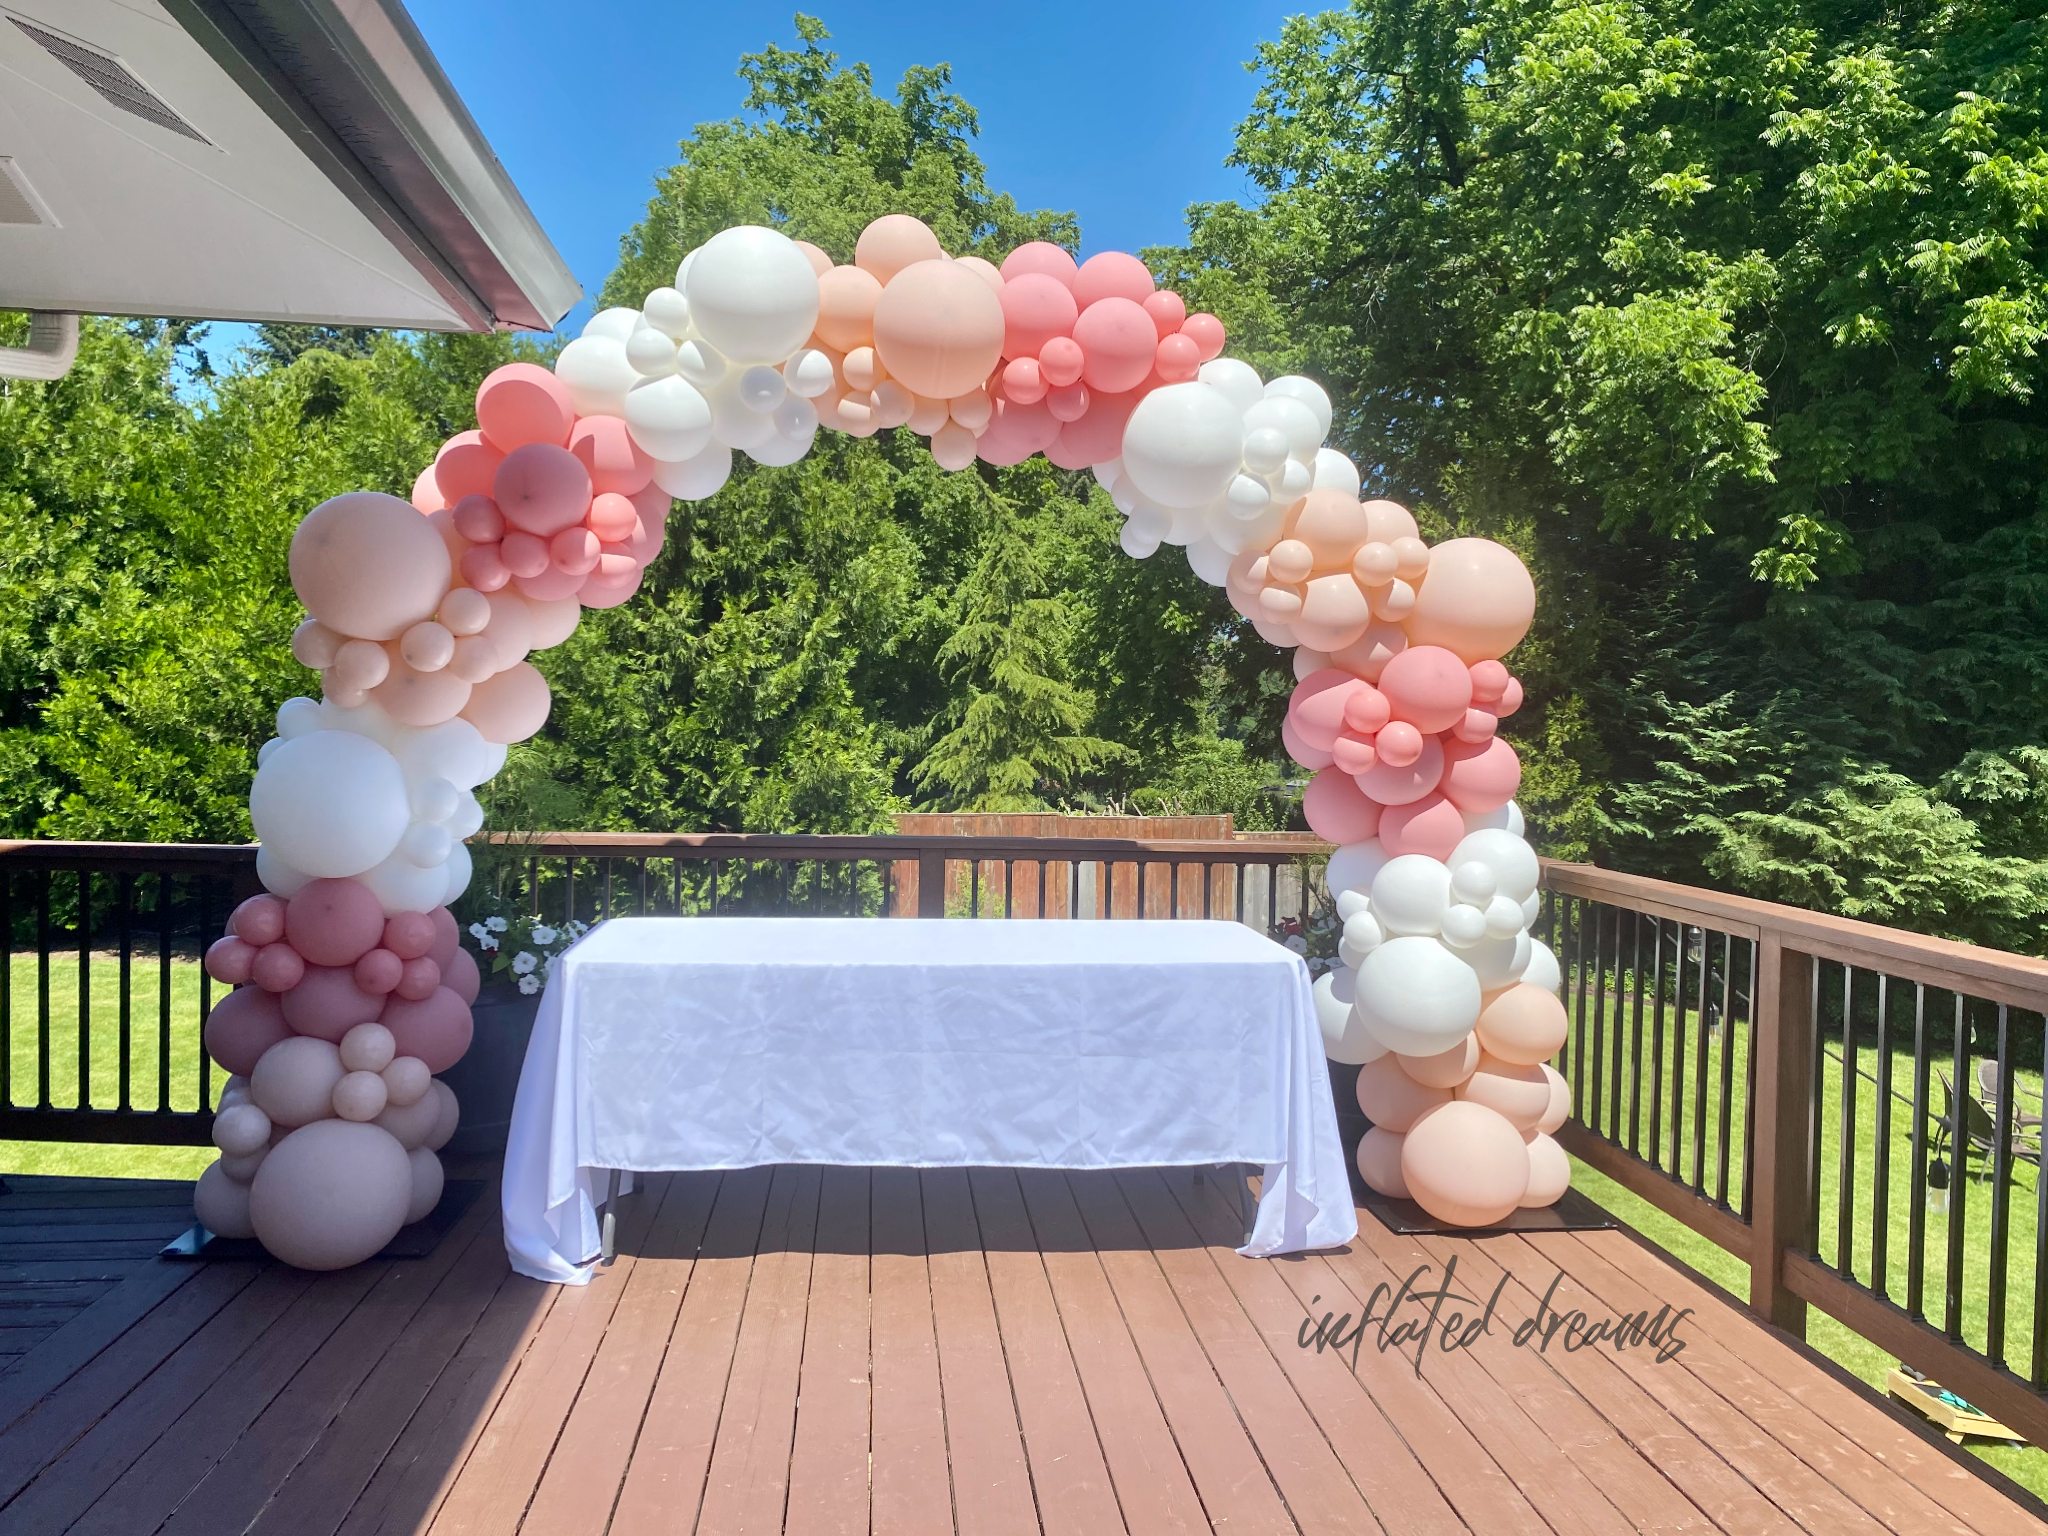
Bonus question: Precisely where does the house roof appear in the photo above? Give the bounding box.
[0,0,579,331]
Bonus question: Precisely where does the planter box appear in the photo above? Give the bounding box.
[440,985,541,1157]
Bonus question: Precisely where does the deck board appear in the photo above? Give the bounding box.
[0,1164,2035,1534]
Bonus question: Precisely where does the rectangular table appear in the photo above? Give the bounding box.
[501,917,1357,1282]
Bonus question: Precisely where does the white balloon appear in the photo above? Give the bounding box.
[276,697,321,739]
[624,375,714,462]
[1370,854,1453,936]
[1338,909,1383,969]
[642,285,692,340]
[1197,356,1264,414]
[319,695,404,750]
[1354,936,1484,1055]
[1265,375,1334,439]
[257,737,282,768]
[1226,472,1272,517]
[1117,521,1160,559]
[254,844,313,898]
[554,335,636,419]
[250,731,409,879]
[391,717,494,791]
[1440,902,1488,948]
[1316,969,1386,1064]
[1449,859,1498,906]
[625,323,678,378]
[399,822,452,868]
[1109,476,1141,515]
[1242,396,1322,464]
[1120,382,1246,509]
[684,225,821,364]
[1450,829,1541,901]
[582,306,641,342]
[1241,426,1288,477]
[1325,839,1390,900]
[1522,890,1543,927]
[1450,930,1533,992]
[744,426,816,467]
[360,846,449,916]
[1462,800,1526,838]
[783,348,837,399]
[446,790,484,840]
[1163,501,1208,547]
[1184,536,1233,586]
[1312,448,1361,497]
[442,839,473,905]
[772,394,819,439]
[738,363,788,413]
[652,443,734,501]
[674,247,699,291]
[1273,459,1313,499]
[1484,892,1527,938]
[410,775,459,824]
[708,377,777,450]
[1125,499,1172,541]
[675,338,728,391]
[1522,937,1562,996]
[1233,501,1287,552]
[1335,887,1372,920]
[1090,457,1123,489]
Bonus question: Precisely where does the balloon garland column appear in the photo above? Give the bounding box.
[193,213,1566,1268]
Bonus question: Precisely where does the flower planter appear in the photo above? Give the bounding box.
[440,984,541,1157]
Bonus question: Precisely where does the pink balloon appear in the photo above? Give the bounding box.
[1441,736,1522,814]
[1288,669,1365,753]
[1355,733,1444,806]
[1002,356,1047,405]
[1154,333,1201,383]
[460,544,511,593]
[1072,298,1159,394]
[513,564,587,602]
[1047,389,1137,468]
[205,936,257,986]
[410,463,445,515]
[443,945,481,1005]
[1072,252,1155,309]
[382,911,435,961]
[1281,717,1334,771]
[1331,729,1377,777]
[999,241,1078,288]
[230,894,287,947]
[550,526,601,576]
[477,363,576,452]
[1451,707,1498,744]
[396,956,443,1001]
[460,661,552,744]
[1302,768,1381,844]
[381,988,474,1073]
[280,964,387,1043]
[975,397,1059,466]
[204,986,292,1077]
[1379,645,1475,735]
[1045,383,1089,423]
[286,878,387,967]
[578,563,643,610]
[1469,660,1510,705]
[251,942,306,993]
[1037,335,1085,388]
[998,272,1078,361]
[434,431,503,503]
[873,259,1008,400]
[451,494,506,544]
[495,444,591,537]
[427,907,460,970]
[1179,313,1227,361]
[626,484,670,563]
[1374,719,1424,767]
[587,492,638,543]
[498,531,549,578]
[1496,676,1525,717]
[1378,793,1467,861]
[1342,685,1391,735]
[354,947,403,995]
[569,416,654,497]
[1142,289,1187,339]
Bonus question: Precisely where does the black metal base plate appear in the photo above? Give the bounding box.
[1359,1185,1620,1236]
[161,1179,486,1263]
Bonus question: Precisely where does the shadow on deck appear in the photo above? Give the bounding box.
[0,1163,2039,1535]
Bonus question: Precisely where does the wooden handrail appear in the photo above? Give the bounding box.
[477,831,1336,860]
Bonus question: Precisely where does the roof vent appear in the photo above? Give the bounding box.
[6,13,210,145]
[0,157,52,225]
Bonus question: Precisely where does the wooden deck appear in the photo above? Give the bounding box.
[0,1165,2039,1535]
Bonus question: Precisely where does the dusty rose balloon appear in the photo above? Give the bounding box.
[974,397,1058,465]
[395,956,442,1001]
[1355,1126,1410,1199]
[460,661,551,744]
[406,1147,446,1224]
[569,416,654,496]
[443,945,482,1005]
[476,363,575,452]
[1072,298,1158,394]
[1475,984,1570,1066]
[1354,1055,1451,1133]
[1380,645,1475,734]
[373,1087,440,1150]
[550,526,600,576]
[205,936,257,986]
[381,911,435,960]
[372,657,473,728]
[999,241,1079,289]
[230,893,288,946]
[354,947,402,994]
[250,1034,345,1128]
[873,260,1007,400]
[814,264,883,352]
[1395,1033,1479,1090]
[1047,389,1137,468]
[1072,251,1155,309]
[459,546,510,594]
[493,444,592,537]
[381,987,473,1073]
[1330,729,1378,777]
[1406,538,1537,663]
[250,942,306,993]
[1328,621,1407,684]
[279,964,387,1043]
[194,1162,256,1239]
[1441,736,1521,814]
[499,531,549,579]
[332,1069,390,1123]
[290,493,452,643]
[434,431,504,502]
[286,878,386,967]
[1523,1132,1571,1207]
[1378,793,1467,862]
[1456,1051,1551,1132]
[1302,768,1382,845]
[586,491,638,543]
[204,986,293,1077]
[381,1054,432,1107]
[426,1082,460,1152]
[855,214,946,283]
[427,906,460,969]
[250,1120,412,1270]
[998,272,1078,361]
[1355,734,1445,807]
[1401,1100,1530,1227]
[1538,1063,1571,1135]
[339,1021,397,1074]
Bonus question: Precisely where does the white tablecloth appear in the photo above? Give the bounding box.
[501,917,1356,1282]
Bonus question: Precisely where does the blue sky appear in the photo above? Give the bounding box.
[197,1,1304,370]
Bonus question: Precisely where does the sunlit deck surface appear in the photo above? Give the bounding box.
[0,1164,2040,1535]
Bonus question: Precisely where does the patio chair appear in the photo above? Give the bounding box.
[1932,1068,2039,1178]
[1975,1058,2043,1144]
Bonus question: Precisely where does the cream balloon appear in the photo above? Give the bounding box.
[249,1120,413,1270]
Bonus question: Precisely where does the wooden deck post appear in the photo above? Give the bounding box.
[917,848,945,918]
[1750,932,1814,1336]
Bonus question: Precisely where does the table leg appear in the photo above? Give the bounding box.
[600,1168,621,1264]
[1238,1163,1254,1246]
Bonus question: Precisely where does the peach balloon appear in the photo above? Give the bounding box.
[1538,1063,1571,1135]
[1406,538,1537,663]
[460,661,551,744]
[476,363,575,452]
[1301,768,1382,845]
[569,416,654,496]
[1355,1055,1451,1133]
[1379,645,1474,734]
[1396,1033,1479,1090]
[1441,735,1522,814]
[1401,1100,1530,1226]
[1286,490,1372,571]
[1379,794,1468,861]
[1457,1051,1552,1131]
[1475,984,1570,1066]
[854,214,945,283]
[289,493,452,643]
[873,260,1007,400]
[1295,575,1373,650]
[204,986,293,1077]
[1071,251,1155,309]
[382,1055,432,1107]
[1356,1126,1410,1199]
[433,431,503,502]
[1072,298,1158,394]
[494,444,591,537]
[793,239,833,275]
[1328,621,1407,683]
[1355,733,1445,807]
[953,254,1004,292]
[332,1069,390,1122]
[1361,499,1420,544]
[999,272,1078,360]
[426,1081,461,1151]
[814,264,883,352]
[1000,241,1078,288]
[1523,1132,1571,1206]
[371,657,472,727]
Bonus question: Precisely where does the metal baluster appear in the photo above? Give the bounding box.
[1136,860,1146,920]
[1988,1002,2014,1366]
[638,858,648,915]
[1946,993,1969,1341]
[1741,938,1759,1220]
[1591,904,1611,1139]
[1004,860,1014,919]
[117,873,133,1112]
[1202,862,1213,920]
[1626,910,1645,1148]
[970,859,981,919]
[197,877,214,1109]
[711,862,720,915]
[1837,965,1857,1278]
[77,868,91,1109]
[1038,861,1048,920]
[0,871,10,1111]
[2034,1009,2048,1389]
[1908,984,1931,1320]
[1871,975,1892,1300]
[1649,918,1668,1171]
[1690,925,1709,1193]
[37,870,51,1110]
[157,874,173,1113]
[1716,931,1736,1206]
[1805,957,1823,1252]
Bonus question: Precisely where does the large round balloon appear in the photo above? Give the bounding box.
[1120,383,1244,509]
[289,493,451,642]
[872,260,1005,400]
[249,731,410,879]
[1405,539,1537,662]
[1400,1100,1530,1226]
[249,1120,413,1270]
[1353,936,1483,1055]
[684,226,821,364]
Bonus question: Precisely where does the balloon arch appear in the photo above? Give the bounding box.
[193,214,1570,1268]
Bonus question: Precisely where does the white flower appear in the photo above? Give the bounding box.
[510,951,538,975]
[530,924,558,945]
[517,972,541,995]
[468,922,490,941]
[1284,934,1308,955]
[486,916,509,933]
[477,934,499,952]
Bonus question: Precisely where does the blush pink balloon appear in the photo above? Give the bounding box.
[280,964,388,1042]
[460,660,551,744]
[1281,717,1335,771]
[204,986,293,1077]
[568,416,654,497]
[427,907,460,970]
[477,363,576,452]
[999,241,1079,288]
[251,942,306,993]
[550,526,600,576]
[1356,733,1445,806]
[1302,768,1382,845]
[1331,729,1377,777]
[1001,356,1046,404]
[411,463,445,515]
[998,273,1078,362]
[286,878,387,967]
[459,545,511,593]
[1072,251,1155,309]
[1153,333,1202,383]
[1373,719,1424,768]
[1378,793,1468,861]
[498,531,549,578]
[513,564,586,603]
[578,562,644,611]
[381,911,435,961]
[1401,1100,1530,1227]
[1468,660,1510,705]
[290,493,451,643]
[1045,383,1089,423]
[1342,684,1391,735]
[206,936,258,986]
[1072,298,1159,394]
[975,397,1059,466]
[1441,736,1522,814]
[1142,289,1187,339]
[230,894,288,947]
[1047,390,1137,469]
[434,431,504,503]
[853,214,944,283]
[1179,313,1227,361]
[1037,335,1085,388]
[1379,645,1476,734]
[1288,669,1366,753]
[494,443,592,537]
[354,947,403,995]
[381,988,474,1074]
[395,956,443,1001]
[1451,707,1499,744]
[443,945,481,1005]
[1496,676,1525,717]
[586,492,638,543]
